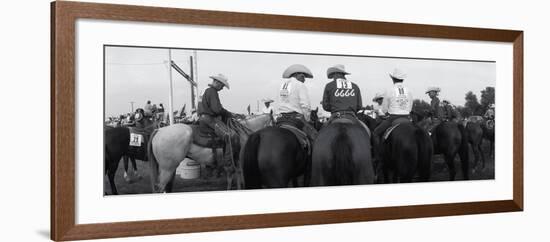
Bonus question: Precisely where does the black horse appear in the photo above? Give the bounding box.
[311,118,374,186]
[465,121,486,172]
[242,109,322,189]
[242,126,310,188]
[430,119,470,180]
[482,120,495,159]
[104,126,131,195]
[360,113,432,183]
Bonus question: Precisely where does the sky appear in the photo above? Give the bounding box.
[104,46,495,118]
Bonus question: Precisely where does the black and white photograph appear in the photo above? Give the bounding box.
[104,45,496,195]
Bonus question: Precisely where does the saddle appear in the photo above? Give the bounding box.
[382,117,411,141]
[191,125,225,148]
[328,115,371,138]
[279,124,311,155]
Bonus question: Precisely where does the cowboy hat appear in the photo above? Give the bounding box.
[425,86,441,94]
[209,74,230,89]
[372,93,384,101]
[282,64,314,78]
[389,68,407,80]
[489,104,495,108]
[262,98,274,103]
[327,64,350,78]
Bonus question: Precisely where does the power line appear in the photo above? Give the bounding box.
[105,62,166,66]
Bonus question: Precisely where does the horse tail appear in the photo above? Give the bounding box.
[457,123,470,179]
[331,125,354,185]
[415,127,432,182]
[243,132,262,189]
[147,129,159,192]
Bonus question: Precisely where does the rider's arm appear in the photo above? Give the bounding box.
[298,82,312,120]
[355,84,363,112]
[381,89,391,114]
[205,88,228,117]
[321,83,332,112]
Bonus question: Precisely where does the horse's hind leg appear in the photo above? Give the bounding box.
[478,143,486,171]
[107,169,118,195]
[165,171,177,193]
[444,153,457,181]
[156,169,176,193]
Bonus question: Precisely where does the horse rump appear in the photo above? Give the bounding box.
[330,125,355,185]
[457,123,470,180]
[147,129,160,192]
[414,126,433,182]
[243,132,262,189]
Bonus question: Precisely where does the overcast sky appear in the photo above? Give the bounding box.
[105,46,495,117]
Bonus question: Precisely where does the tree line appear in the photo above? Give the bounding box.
[410,86,495,118]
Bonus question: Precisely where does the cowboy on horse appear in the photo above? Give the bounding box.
[261,98,274,115]
[372,92,385,118]
[322,64,363,120]
[484,103,495,129]
[198,73,238,170]
[372,68,414,162]
[275,64,318,141]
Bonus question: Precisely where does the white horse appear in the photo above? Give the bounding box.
[148,114,272,193]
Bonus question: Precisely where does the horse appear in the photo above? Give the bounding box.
[311,117,374,186]
[482,119,495,159]
[421,114,470,181]
[464,118,486,173]
[104,126,130,195]
[361,112,432,183]
[147,114,272,193]
[242,111,319,189]
[309,107,323,131]
[103,111,161,194]
[122,155,141,183]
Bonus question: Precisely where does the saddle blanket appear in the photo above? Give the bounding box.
[382,118,411,141]
[191,125,224,148]
[127,127,151,161]
[279,124,310,153]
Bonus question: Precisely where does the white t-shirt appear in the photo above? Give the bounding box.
[276,77,311,120]
[381,83,413,115]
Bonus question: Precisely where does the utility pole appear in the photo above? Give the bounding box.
[167,49,175,125]
[130,101,134,113]
[189,56,196,110]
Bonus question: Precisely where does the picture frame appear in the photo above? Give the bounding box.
[51,1,523,241]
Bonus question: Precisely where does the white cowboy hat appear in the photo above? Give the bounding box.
[209,73,230,89]
[261,98,274,103]
[389,68,407,80]
[425,86,441,93]
[282,64,314,78]
[372,93,384,101]
[327,64,350,78]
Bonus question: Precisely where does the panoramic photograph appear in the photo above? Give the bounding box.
[103,45,496,195]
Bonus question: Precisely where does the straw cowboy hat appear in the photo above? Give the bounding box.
[209,73,230,89]
[389,68,407,80]
[425,86,441,94]
[372,93,384,102]
[262,98,274,103]
[282,64,314,78]
[327,64,350,78]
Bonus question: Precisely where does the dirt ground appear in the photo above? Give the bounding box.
[104,141,495,195]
